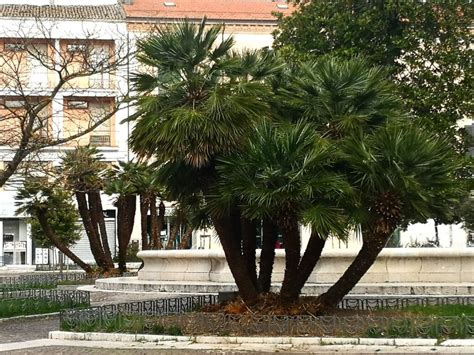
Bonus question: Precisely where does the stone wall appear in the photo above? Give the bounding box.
[137,248,474,284]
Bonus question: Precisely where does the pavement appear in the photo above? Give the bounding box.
[0,315,59,344]
[2,338,474,354]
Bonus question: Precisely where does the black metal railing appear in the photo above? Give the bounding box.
[0,289,90,318]
[59,295,474,338]
[0,272,137,292]
[339,295,474,310]
[1,289,90,303]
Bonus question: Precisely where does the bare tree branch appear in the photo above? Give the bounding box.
[0,18,134,188]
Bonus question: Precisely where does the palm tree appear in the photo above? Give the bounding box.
[132,163,165,250]
[216,122,352,304]
[105,161,138,273]
[316,123,464,308]
[61,146,114,271]
[278,57,464,309]
[16,180,92,273]
[288,57,402,133]
[130,19,279,303]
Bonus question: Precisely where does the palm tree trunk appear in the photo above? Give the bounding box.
[212,214,259,305]
[241,218,259,291]
[149,194,161,249]
[37,209,93,273]
[179,226,193,249]
[166,222,180,249]
[139,194,149,250]
[157,201,166,247]
[258,218,278,293]
[292,231,326,299]
[75,191,108,269]
[88,191,114,269]
[316,228,392,308]
[278,217,301,304]
[117,195,137,273]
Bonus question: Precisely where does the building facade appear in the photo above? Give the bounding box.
[0,0,129,266]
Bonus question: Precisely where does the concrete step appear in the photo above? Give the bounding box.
[95,277,474,296]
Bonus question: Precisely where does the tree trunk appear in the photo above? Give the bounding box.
[149,194,160,249]
[212,214,259,305]
[157,201,166,247]
[179,226,193,249]
[166,222,180,249]
[37,210,93,273]
[316,228,392,308]
[241,218,259,291]
[88,191,114,269]
[278,217,301,304]
[75,191,108,269]
[434,221,440,247]
[117,195,137,273]
[139,194,149,250]
[258,218,278,293]
[292,231,326,299]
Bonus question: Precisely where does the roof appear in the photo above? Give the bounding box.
[0,4,126,21]
[124,0,294,22]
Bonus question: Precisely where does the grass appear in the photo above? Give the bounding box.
[61,314,183,336]
[59,304,474,339]
[401,304,474,317]
[365,304,474,339]
[0,298,89,318]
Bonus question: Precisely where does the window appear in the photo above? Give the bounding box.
[88,101,112,146]
[67,44,86,53]
[5,100,25,108]
[5,43,25,52]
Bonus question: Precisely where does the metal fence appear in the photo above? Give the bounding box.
[61,295,217,330]
[0,272,137,292]
[339,295,474,310]
[59,295,474,338]
[0,289,90,318]
[148,313,474,338]
[1,289,90,303]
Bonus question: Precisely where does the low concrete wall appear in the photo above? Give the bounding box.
[137,248,474,284]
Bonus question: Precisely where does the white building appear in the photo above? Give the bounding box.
[0,0,130,266]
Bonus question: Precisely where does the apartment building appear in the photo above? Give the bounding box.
[0,0,129,266]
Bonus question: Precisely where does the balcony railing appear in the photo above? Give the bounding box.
[89,135,111,146]
[3,242,27,251]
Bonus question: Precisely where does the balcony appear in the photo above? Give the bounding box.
[3,241,26,251]
[89,134,111,147]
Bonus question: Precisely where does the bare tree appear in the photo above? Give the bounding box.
[0,18,132,187]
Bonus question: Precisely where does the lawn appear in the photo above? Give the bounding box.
[0,298,88,318]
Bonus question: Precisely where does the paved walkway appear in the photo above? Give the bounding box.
[0,315,58,344]
[1,339,474,354]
